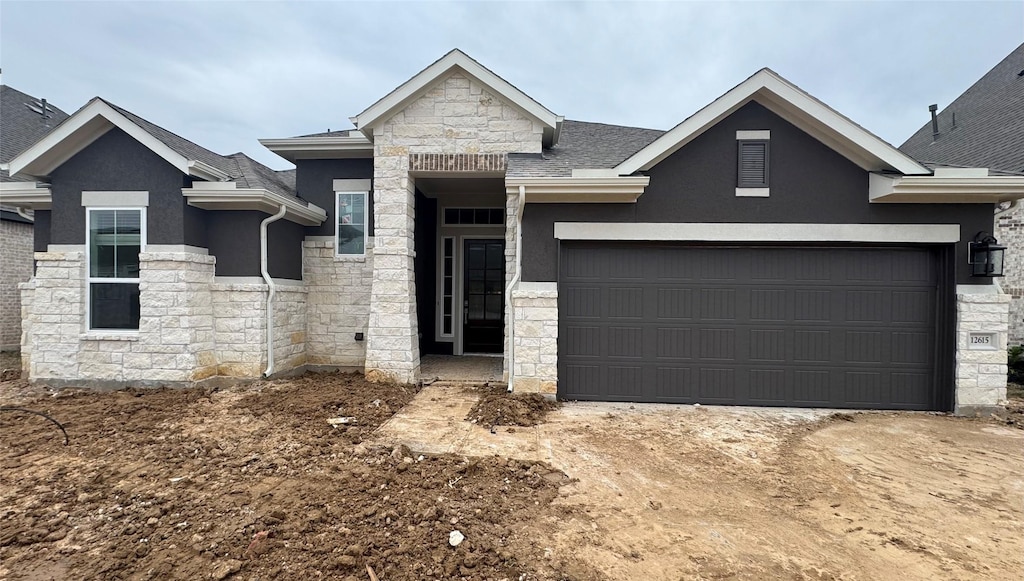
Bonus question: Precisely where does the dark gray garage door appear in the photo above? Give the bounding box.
[558,243,948,410]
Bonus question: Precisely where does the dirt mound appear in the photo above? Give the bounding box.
[0,372,585,581]
[467,385,560,427]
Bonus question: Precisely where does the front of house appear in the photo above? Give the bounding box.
[4,50,1024,414]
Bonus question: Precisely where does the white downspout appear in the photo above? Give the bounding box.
[261,204,287,378]
[16,207,33,222]
[505,185,526,393]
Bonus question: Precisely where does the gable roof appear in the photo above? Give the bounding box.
[6,97,300,200]
[508,120,665,178]
[350,49,563,147]
[1,85,70,182]
[615,68,930,177]
[900,42,1024,175]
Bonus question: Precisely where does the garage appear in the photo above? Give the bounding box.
[558,242,953,410]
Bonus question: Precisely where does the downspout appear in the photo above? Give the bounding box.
[505,185,526,393]
[261,204,287,378]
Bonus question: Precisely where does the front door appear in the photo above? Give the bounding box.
[463,239,504,353]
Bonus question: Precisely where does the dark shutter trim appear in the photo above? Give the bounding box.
[737,139,769,188]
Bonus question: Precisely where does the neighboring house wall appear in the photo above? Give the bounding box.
[521,102,995,284]
[365,71,545,383]
[0,217,33,350]
[997,204,1024,345]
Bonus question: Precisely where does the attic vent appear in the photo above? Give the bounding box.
[737,140,769,188]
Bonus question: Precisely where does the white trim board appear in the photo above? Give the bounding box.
[553,223,960,243]
[614,69,929,176]
[350,49,562,146]
[82,191,149,207]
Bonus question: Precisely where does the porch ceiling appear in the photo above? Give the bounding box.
[416,177,506,197]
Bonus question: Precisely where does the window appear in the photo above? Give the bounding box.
[336,191,368,255]
[442,207,504,226]
[87,208,145,330]
[737,140,769,188]
[441,237,454,336]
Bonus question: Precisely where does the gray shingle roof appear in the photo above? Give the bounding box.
[900,42,1024,175]
[507,119,665,178]
[101,100,301,200]
[1,85,70,182]
[292,129,356,138]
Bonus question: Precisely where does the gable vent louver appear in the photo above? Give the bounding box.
[738,140,769,188]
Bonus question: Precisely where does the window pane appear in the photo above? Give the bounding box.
[459,208,474,224]
[91,283,140,330]
[337,193,367,255]
[90,209,141,278]
[444,208,458,224]
[488,208,504,224]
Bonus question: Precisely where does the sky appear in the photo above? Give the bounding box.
[1,1,1021,170]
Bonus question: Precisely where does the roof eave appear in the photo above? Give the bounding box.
[351,50,562,146]
[869,171,1024,203]
[0,181,53,209]
[505,176,650,203]
[258,136,374,162]
[182,182,327,226]
[614,69,930,177]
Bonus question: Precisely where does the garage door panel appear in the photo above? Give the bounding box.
[559,244,943,410]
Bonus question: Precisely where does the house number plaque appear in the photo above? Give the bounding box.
[968,332,997,350]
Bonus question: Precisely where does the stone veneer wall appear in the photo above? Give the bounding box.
[304,237,373,369]
[367,71,544,383]
[0,218,34,350]
[211,282,307,378]
[510,282,558,395]
[20,249,219,386]
[996,206,1024,345]
[955,288,1010,414]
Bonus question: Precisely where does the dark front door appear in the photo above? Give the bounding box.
[463,239,505,353]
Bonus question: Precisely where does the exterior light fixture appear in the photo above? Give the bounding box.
[969,231,1005,277]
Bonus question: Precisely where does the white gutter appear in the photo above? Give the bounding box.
[505,185,526,393]
[261,204,287,378]
[995,199,1019,219]
[16,208,34,222]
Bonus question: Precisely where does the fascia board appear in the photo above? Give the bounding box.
[870,173,1024,203]
[9,100,193,178]
[353,50,559,133]
[183,185,327,226]
[505,176,650,202]
[258,136,374,162]
[0,182,53,209]
[615,70,930,176]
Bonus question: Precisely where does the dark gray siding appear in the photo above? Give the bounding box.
[522,102,994,285]
[295,158,374,237]
[33,210,50,252]
[206,211,304,280]
[48,127,189,245]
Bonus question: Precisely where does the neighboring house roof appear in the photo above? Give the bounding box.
[508,120,665,178]
[900,42,1024,175]
[350,49,563,147]
[1,85,70,182]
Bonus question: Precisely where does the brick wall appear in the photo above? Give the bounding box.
[996,205,1024,345]
[0,219,34,350]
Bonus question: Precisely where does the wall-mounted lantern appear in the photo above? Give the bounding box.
[969,231,1005,277]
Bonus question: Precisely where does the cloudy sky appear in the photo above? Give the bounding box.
[1,1,1021,170]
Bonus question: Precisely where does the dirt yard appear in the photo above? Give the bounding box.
[2,359,1022,581]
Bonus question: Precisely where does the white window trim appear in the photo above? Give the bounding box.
[438,236,456,339]
[85,206,147,333]
[335,190,369,257]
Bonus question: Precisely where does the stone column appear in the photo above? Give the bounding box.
[25,249,86,381]
[511,282,558,395]
[365,146,420,384]
[955,288,1011,415]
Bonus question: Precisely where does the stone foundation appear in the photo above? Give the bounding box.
[211,281,307,378]
[511,282,558,395]
[955,286,1011,415]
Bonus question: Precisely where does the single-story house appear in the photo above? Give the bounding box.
[0,85,70,351]
[4,49,1024,415]
[900,42,1024,345]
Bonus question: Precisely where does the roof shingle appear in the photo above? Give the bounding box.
[507,119,665,178]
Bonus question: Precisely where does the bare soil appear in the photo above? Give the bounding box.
[0,371,579,581]
[466,386,560,428]
[0,351,20,382]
